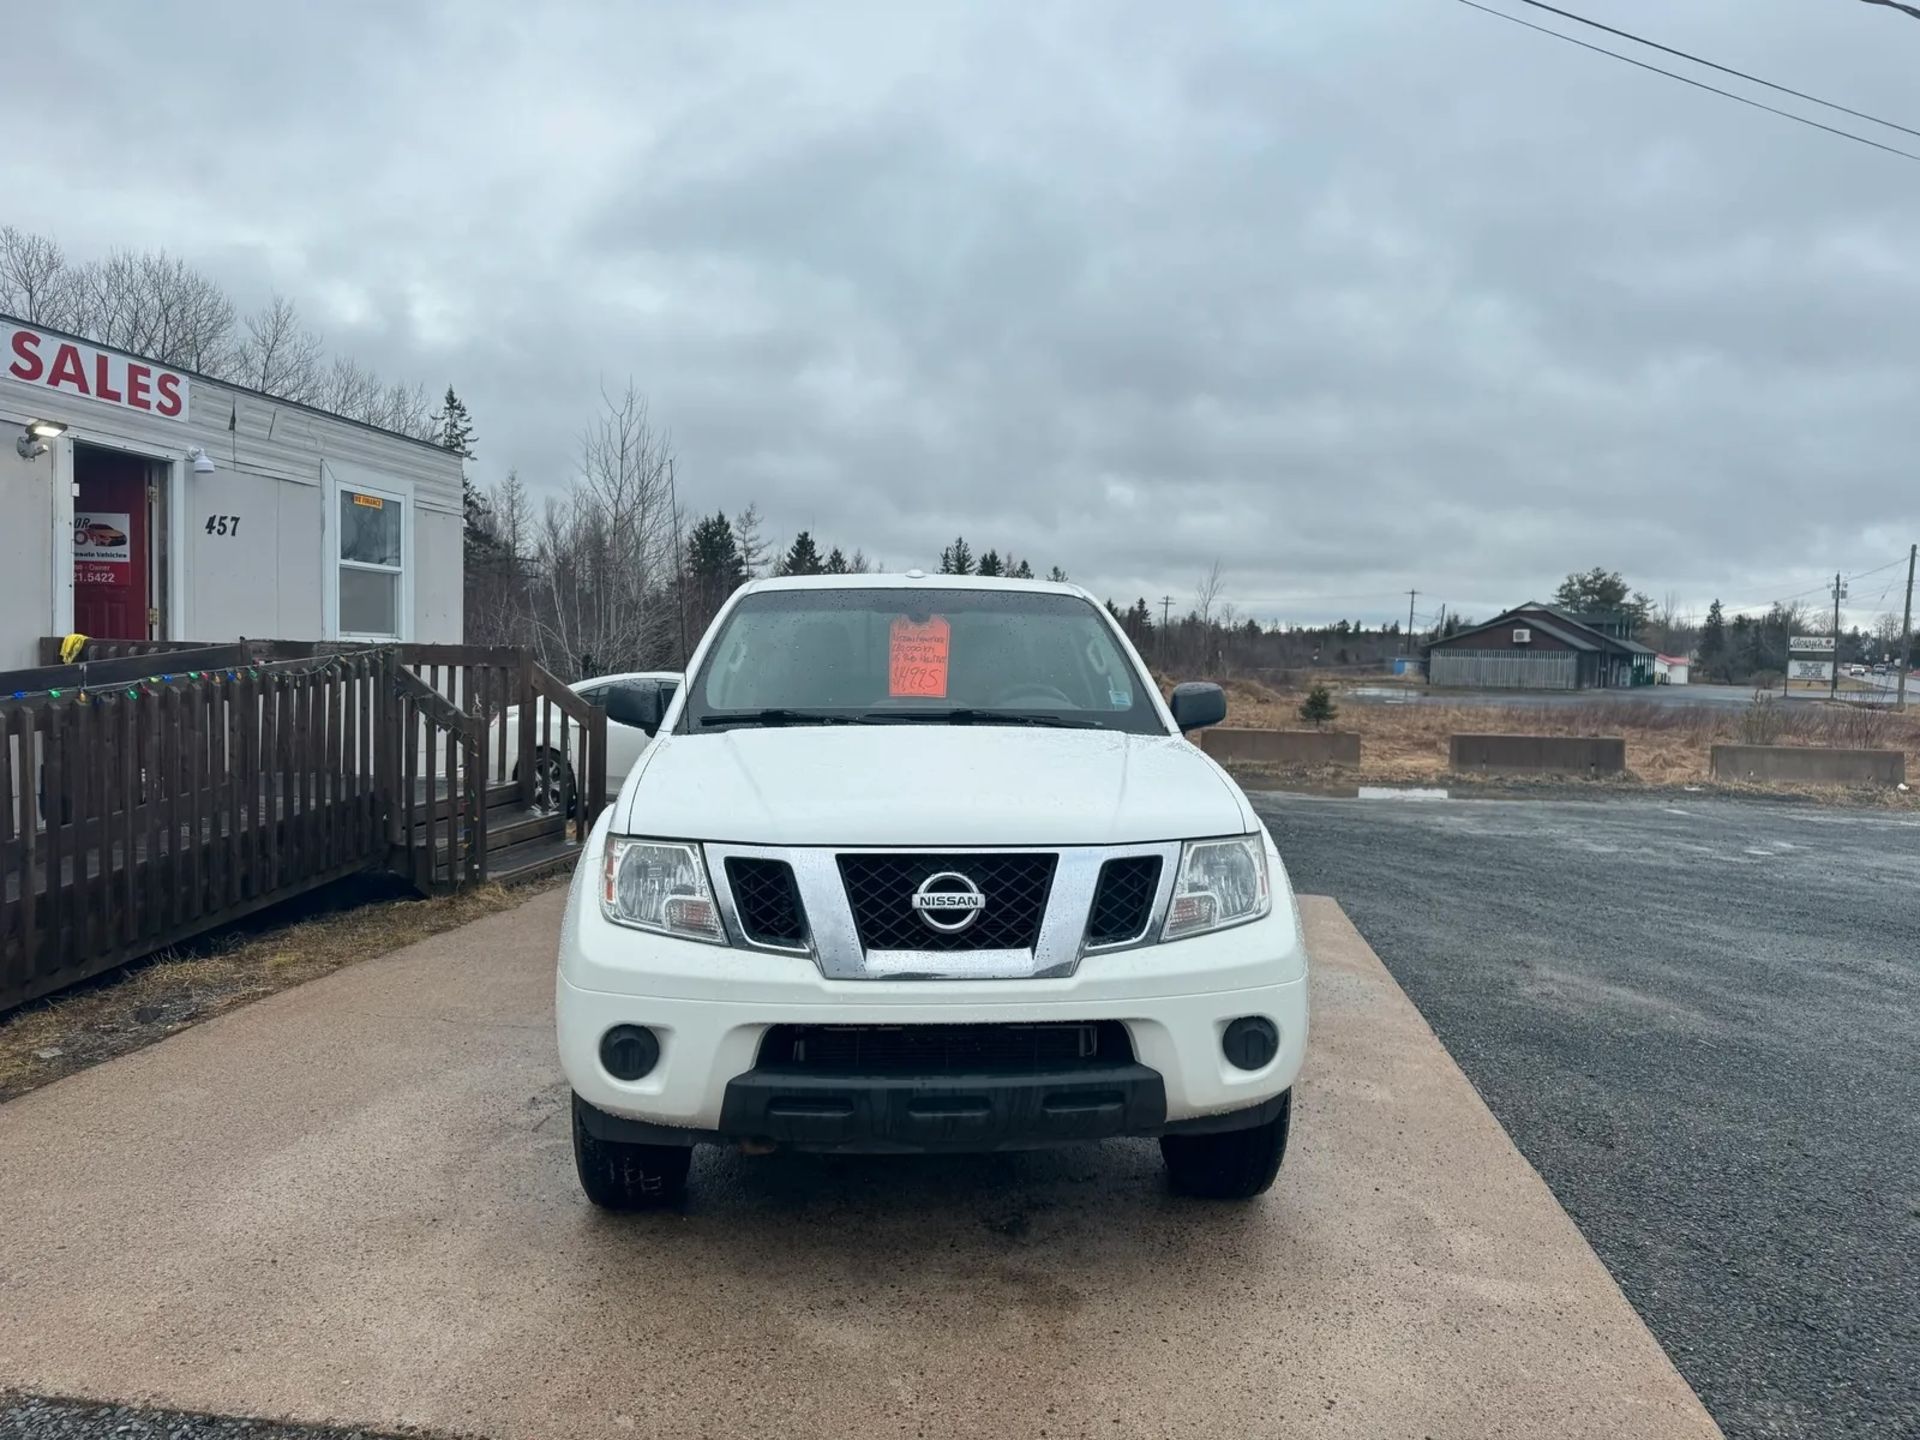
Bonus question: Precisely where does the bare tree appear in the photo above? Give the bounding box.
[733,502,769,577]
[0,225,76,325]
[68,249,237,371]
[529,383,679,676]
[1194,559,1226,629]
[230,295,324,401]
[319,355,382,417]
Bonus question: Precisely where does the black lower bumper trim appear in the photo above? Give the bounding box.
[573,1079,1288,1154]
[719,1064,1166,1153]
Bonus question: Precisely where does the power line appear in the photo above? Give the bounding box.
[1455,0,1920,164]
[1508,0,1920,140]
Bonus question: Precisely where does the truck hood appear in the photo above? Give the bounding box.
[613,726,1253,846]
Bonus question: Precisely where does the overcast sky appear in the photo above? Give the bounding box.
[10,0,1919,628]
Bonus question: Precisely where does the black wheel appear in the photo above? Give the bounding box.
[1160,1090,1291,1200]
[521,748,576,815]
[571,1093,692,1211]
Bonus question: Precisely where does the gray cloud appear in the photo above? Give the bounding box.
[8,0,1918,626]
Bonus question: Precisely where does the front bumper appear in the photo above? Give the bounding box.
[557,831,1309,1142]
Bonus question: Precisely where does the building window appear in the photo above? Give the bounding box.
[338,486,405,638]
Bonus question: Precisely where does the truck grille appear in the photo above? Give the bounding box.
[725,858,807,946]
[1087,856,1162,945]
[757,1022,1132,1074]
[837,852,1056,952]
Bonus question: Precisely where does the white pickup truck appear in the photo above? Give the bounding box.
[555,572,1309,1207]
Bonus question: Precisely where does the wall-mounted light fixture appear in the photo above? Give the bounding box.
[186,445,216,475]
[16,418,66,460]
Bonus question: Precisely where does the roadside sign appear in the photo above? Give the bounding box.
[1789,636,1834,653]
[1788,659,1834,682]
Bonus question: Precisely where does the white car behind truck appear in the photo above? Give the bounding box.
[555,573,1309,1207]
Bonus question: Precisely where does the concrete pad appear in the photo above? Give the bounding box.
[0,892,1720,1440]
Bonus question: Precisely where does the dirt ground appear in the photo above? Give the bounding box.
[0,875,564,1104]
[1209,677,1920,796]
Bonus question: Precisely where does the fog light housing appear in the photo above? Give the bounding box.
[1222,1016,1278,1071]
[600,1024,660,1080]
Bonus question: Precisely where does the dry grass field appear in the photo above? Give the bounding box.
[1206,677,1920,789]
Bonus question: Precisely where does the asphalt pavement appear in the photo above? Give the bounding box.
[1256,788,1920,1440]
[1344,683,1761,709]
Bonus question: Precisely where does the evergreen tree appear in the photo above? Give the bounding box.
[687,512,745,589]
[1009,557,1033,579]
[976,549,1004,577]
[432,385,476,459]
[1298,685,1337,728]
[1552,567,1654,636]
[1699,599,1727,678]
[939,536,975,575]
[778,530,825,576]
[848,548,872,574]
[1047,565,1068,583]
[1120,597,1154,647]
[825,546,849,574]
[432,386,497,564]
[686,511,747,634]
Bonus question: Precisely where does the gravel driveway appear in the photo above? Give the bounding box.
[1258,789,1920,1440]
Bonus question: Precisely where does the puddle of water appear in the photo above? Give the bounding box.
[1268,783,1453,800]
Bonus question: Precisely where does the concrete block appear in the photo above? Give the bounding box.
[1200,728,1361,767]
[1449,733,1626,776]
[1710,744,1906,786]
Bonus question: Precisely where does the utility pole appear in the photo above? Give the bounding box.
[1898,543,1915,712]
[1829,571,1847,702]
[1404,590,1417,655]
[1159,595,1173,669]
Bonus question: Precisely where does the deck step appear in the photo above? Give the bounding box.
[488,835,583,885]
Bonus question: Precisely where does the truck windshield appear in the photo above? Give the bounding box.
[686,588,1166,735]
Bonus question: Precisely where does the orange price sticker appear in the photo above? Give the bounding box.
[889,615,951,698]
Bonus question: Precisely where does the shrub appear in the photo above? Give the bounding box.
[1740,695,1786,746]
[1298,685,1337,728]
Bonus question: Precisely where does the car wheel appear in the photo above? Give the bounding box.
[571,1093,692,1211]
[1160,1090,1291,1200]
[521,748,576,815]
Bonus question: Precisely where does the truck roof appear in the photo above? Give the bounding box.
[741,572,1092,600]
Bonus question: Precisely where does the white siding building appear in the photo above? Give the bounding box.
[0,316,464,670]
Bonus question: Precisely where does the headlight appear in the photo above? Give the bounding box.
[1161,835,1271,941]
[601,838,725,944]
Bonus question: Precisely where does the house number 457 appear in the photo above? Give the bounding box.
[204,514,242,536]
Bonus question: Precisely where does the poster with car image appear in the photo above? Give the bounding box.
[73,512,132,584]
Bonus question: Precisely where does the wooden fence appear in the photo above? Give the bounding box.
[0,634,610,1012]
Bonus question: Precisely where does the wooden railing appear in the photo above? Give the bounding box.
[389,667,488,892]
[1,649,398,1010]
[3,638,609,1010]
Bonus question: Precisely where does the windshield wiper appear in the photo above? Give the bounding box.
[858,708,1099,729]
[699,709,871,729]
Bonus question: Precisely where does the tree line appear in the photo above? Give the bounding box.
[0,224,439,439]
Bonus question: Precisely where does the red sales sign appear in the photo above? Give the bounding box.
[4,324,190,421]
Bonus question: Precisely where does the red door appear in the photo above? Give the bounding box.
[73,449,151,640]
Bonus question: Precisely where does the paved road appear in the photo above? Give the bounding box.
[1342,682,1763,709]
[1256,789,1920,1440]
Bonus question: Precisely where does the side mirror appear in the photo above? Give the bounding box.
[1169,681,1227,732]
[604,679,666,736]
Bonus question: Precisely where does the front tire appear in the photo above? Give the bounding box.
[571,1094,692,1211]
[1161,1091,1291,1200]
